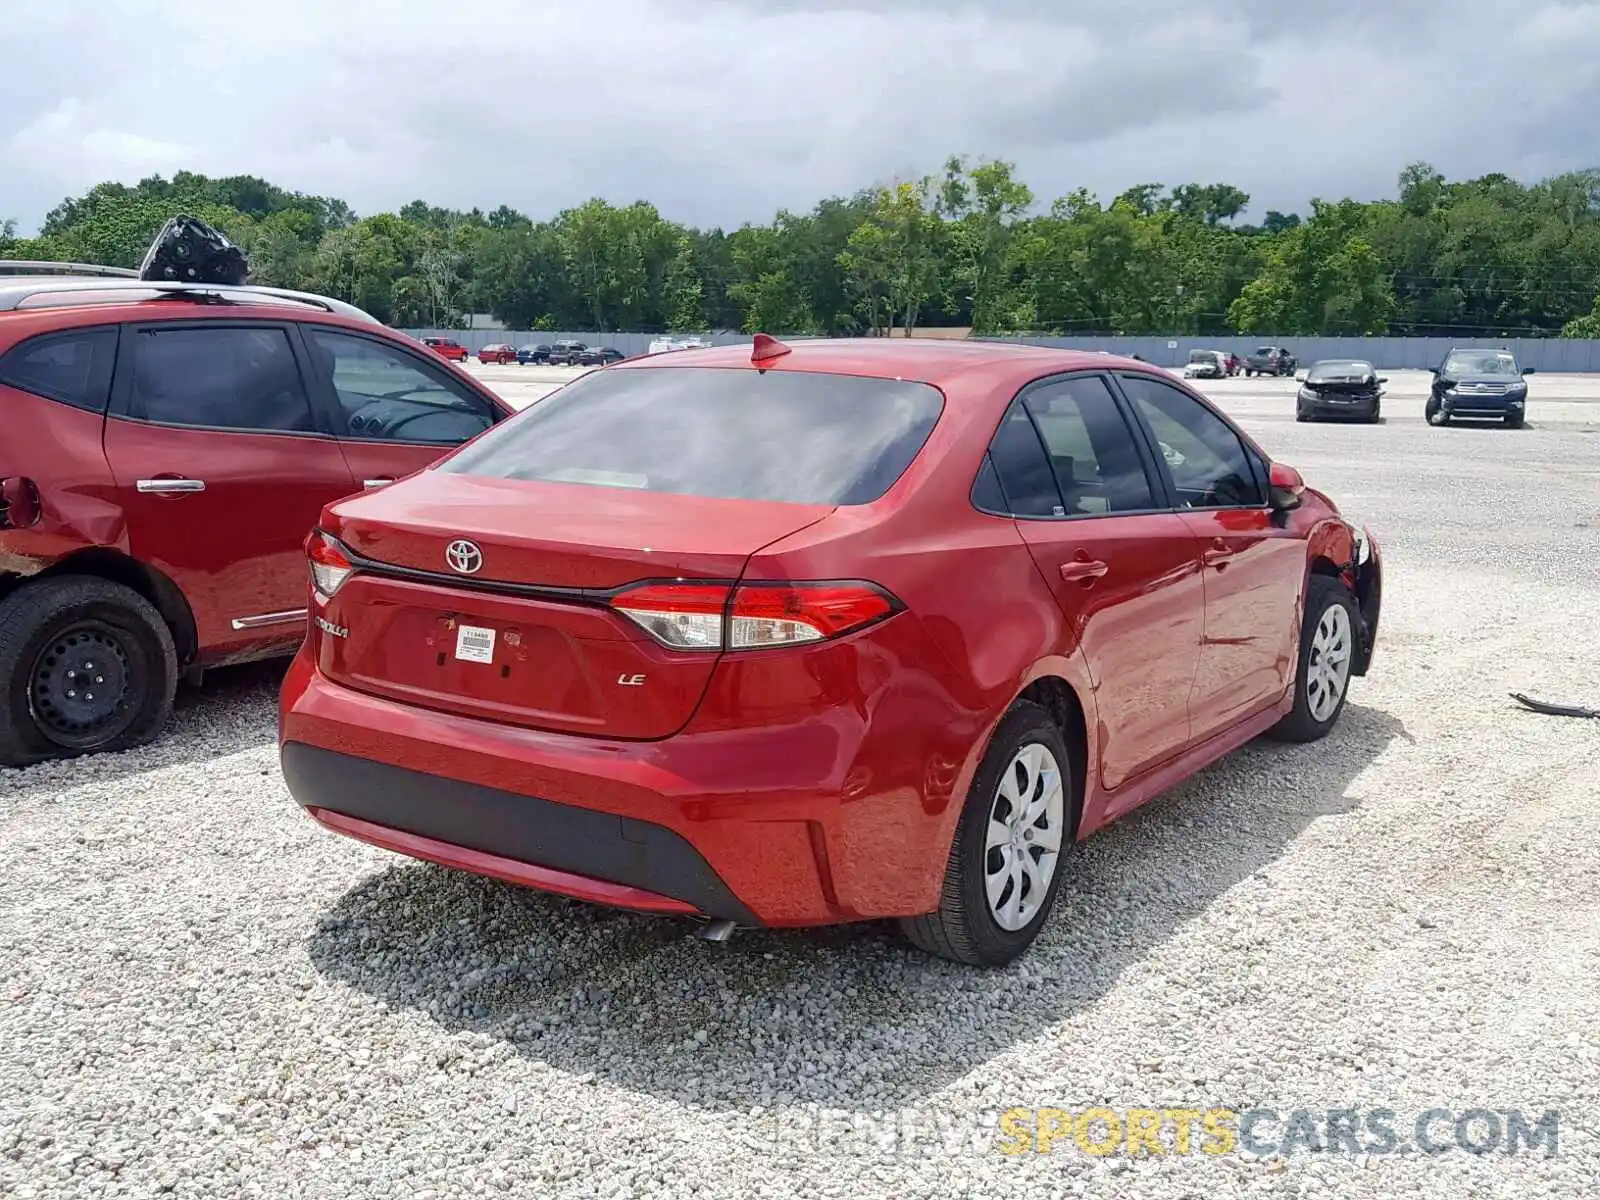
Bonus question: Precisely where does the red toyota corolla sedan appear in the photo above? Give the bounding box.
[279,336,1382,965]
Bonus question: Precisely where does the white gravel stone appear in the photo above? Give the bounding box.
[4,384,1600,1198]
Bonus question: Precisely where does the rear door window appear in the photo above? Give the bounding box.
[442,367,944,505]
[122,325,317,433]
[0,326,119,413]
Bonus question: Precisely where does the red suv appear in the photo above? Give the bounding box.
[421,337,469,363]
[280,336,1382,965]
[0,267,511,766]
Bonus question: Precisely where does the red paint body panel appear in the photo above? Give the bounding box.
[1,297,511,669]
[279,340,1383,927]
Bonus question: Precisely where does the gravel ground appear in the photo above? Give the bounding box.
[4,376,1600,1199]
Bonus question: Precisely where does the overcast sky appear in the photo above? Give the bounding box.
[4,0,1599,234]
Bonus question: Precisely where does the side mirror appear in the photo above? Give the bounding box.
[1521,367,1536,375]
[1268,462,1304,512]
[1376,376,1389,385]
[1428,366,1440,374]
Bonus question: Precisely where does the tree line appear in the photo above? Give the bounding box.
[5,160,1600,338]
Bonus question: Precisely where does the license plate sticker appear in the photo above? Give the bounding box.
[454,624,497,664]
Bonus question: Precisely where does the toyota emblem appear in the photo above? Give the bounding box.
[445,539,483,575]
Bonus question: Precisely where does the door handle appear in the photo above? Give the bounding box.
[136,478,206,494]
[1059,559,1109,583]
[1202,538,1234,567]
[363,478,395,489]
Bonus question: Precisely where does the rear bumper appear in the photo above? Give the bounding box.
[278,641,975,927]
[287,745,755,921]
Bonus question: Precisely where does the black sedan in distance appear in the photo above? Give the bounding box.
[576,346,627,366]
[1425,347,1535,427]
[1297,359,1386,423]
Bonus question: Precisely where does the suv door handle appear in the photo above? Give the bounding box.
[137,478,206,494]
[1059,559,1109,583]
[1202,538,1234,567]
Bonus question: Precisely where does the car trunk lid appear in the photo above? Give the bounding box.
[317,474,832,739]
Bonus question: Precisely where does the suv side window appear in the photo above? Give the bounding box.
[1119,374,1265,509]
[304,328,495,445]
[0,326,119,413]
[125,326,316,433]
[1021,375,1157,514]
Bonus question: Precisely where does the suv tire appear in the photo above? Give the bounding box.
[0,576,178,766]
[900,701,1075,966]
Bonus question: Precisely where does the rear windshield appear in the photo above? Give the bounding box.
[442,366,944,505]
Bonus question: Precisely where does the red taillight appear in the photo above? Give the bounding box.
[307,531,354,600]
[609,581,897,651]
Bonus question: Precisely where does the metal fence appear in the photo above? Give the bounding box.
[398,329,1600,372]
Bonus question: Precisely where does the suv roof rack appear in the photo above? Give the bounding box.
[0,277,379,323]
[0,259,142,278]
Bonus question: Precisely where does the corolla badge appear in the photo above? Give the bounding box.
[445,539,484,575]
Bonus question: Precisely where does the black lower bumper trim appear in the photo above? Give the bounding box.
[281,742,759,924]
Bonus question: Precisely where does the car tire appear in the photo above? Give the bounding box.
[1505,411,1525,429]
[0,576,178,767]
[1367,404,1381,424]
[1425,399,1449,426]
[899,701,1075,966]
[1265,576,1359,744]
[1296,408,1311,422]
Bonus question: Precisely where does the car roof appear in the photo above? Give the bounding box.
[614,337,1153,391]
[0,272,379,323]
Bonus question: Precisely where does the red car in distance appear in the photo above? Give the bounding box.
[0,268,512,765]
[421,336,469,363]
[476,344,517,365]
[280,335,1382,965]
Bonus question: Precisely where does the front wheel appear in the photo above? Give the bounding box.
[1425,399,1449,426]
[1505,410,1525,429]
[900,702,1075,966]
[0,577,178,766]
[1266,576,1359,744]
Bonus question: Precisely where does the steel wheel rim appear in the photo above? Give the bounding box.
[1305,603,1353,723]
[28,622,136,748]
[983,742,1065,932]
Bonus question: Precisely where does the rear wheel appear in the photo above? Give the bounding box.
[900,702,1074,966]
[0,577,177,767]
[1266,576,1358,744]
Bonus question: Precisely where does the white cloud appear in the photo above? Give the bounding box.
[2,0,1597,233]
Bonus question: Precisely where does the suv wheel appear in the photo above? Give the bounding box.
[1265,576,1359,744]
[0,577,178,766]
[900,701,1074,966]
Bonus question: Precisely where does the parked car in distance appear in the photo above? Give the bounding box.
[0,266,513,766]
[421,336,469,363]
[1426,348,1535,428]
[1297,359,1386,423]
[576,346,626,366]
[1244,346,1296,376]
[1183,349,1227,379]
[516,344,552,364]
[546,340,588,366]
[476,343,517,365]
[280,335,1382,966]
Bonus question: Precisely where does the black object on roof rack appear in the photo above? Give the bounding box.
[137,214,249,287]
